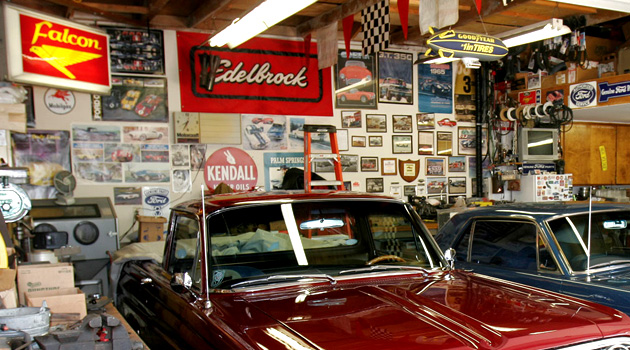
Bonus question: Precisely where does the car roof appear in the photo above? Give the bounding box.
[173,190,400,215]
[449,202,630,222]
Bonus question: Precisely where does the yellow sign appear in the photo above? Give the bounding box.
[599,145,608,171]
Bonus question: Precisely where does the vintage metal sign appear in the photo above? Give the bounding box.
[569,82,597,108]
[598,80,630,102]
[426,30,508,61]
[3,3,111,94]
[399,159,420,183]
[177,32,332,116]
[204,147,258,192]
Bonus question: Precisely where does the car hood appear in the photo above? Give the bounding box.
[215,270,629,349]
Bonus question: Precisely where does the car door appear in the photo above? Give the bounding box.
[453,219,565,293]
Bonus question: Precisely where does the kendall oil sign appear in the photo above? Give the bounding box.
[3,3,111,94]
[177,31,333,116]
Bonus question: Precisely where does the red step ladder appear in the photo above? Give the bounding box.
[303,124,345,192]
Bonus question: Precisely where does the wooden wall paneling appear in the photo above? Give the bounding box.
[616,125,630,184]
[563,122,616,185]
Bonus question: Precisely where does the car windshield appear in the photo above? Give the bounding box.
[547,210,630,271]
[206,199,443,288]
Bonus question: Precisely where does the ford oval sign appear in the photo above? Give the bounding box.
[569,82,597,108]
[426,30,508,61]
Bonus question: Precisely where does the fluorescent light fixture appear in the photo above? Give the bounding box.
[414,56,460,65]
[498,18,571,48]
[209,0,317,49]
[548,0,630,13]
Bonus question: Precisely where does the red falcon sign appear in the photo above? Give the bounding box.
[4,4,111,94]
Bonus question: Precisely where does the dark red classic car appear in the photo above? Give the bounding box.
[114,191,630,350]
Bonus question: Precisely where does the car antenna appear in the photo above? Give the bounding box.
[586,186,593,278]
[201,184,211,309]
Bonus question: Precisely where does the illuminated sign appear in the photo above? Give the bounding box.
[3,3,111,94]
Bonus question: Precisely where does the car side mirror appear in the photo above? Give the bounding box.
[170,272,193,292]
[444,248,456,270]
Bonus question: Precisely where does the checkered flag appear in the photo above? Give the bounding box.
[361,0,390,55]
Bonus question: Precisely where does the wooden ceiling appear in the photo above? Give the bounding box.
[6,0,630,49]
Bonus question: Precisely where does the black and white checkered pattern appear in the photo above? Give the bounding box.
[361,0,390,55]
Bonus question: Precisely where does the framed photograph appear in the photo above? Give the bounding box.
[366,114,387,132]
[106,28,165,75]
[361,156,379,172]
[417,113,435,130]
[458,127,488,155]
[369,136,383,147]
[341,110,362,128]
[449,177,467,194]
[418,131,434,155]
[381,158,397,175]
[392,114,413,133]
[389,183,402,198]
[448,156,466,172]
[352,135,366,147]
[436,131,453,156]
[342,154,359,172]
[366,177,384,193]
[96,76,168,122]
[334,49,377,109]
[392,135,413,154]
[338,129,349,151]
[427,177,447,194]
[426,157,445,176]
[378,51,414,105]
[404,185,417,196]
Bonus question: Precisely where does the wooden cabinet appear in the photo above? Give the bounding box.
[563,122,630,185]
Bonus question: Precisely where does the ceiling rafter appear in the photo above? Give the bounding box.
[296,0,381,38]
[36,0,146,27]
[187,0,234,29]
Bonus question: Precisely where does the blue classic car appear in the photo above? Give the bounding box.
[435,202,630,315]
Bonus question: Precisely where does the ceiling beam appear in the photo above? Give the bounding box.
[147,0,172,21]
[296,0,381,38]
[187,0,233,29]
[37,0,146,27]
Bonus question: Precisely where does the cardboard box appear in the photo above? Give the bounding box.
[25,287,86,320]
[568,65,599,84]
[17,263,74,305]
[555,71,567,85]
[137,215,167,242]
[0,269,17,309]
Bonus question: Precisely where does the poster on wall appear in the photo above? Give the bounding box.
[417,62,453,114]
[11,130,71,199]
[92,76,168,122]
[334,49,377,109]
[378,51,413,105]
[106,28,165,75]
[454,60,476,122]
[263,152,305,190]
[242,115,287,151]
[177,32,333,116]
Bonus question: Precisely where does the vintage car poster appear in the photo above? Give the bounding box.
[242,115,287,151]
[335,50,377,109]
[458,127,487,156]
[377,51,413,105]
[114,187,142,205]
[11,130,71,199]
[427,177,447,194]
[454,60,476,122]
[263,152,305,191]
[92,76,168,122]
[418,62,453,114]
[106,27,165,75]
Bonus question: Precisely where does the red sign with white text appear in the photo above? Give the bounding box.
[177,32,332,116]
[19,14,109,85]
[204,147,258,192]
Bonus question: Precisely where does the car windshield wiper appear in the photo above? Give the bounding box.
[339,265,429,276]
[230,274,337,289]
[589,259,630,269]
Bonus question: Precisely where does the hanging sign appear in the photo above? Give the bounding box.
[426,29,508,61]
[3,3,111,94]
[177,32,332,116]
[204,147,258,192]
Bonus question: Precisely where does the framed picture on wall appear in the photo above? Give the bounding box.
[366,114,387,132]
[449,177,467,194]
[392,135,412,154]
[366,178,384,192]
[334,49,377,109]
[381,158,397,175]
[337,129,349,151]
[369,136,383,147]
[458,126,488,155]
[392,114,413,133]
[448,156,466,172]
[417,113,435,130]
[352,135,366,147]
[418,131,433,155]
[341,110,362,128]
[377,51,414,105]
[361,157,379,172]
[427,177,447,194]
[426,157,445,176]
[436,131,453,156]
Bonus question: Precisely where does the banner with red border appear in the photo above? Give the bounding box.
[177,32,333,116]
[3,3,111,94]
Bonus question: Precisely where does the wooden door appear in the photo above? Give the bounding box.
[563,123,616,185]
[616,125,630,184]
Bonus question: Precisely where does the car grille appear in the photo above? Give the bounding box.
[556,337,630,350]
